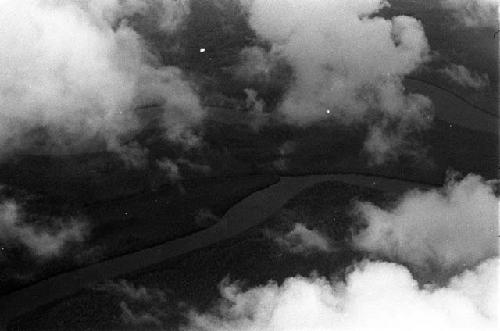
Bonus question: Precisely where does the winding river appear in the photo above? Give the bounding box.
[0,76,496,327]
[0,174,430,327]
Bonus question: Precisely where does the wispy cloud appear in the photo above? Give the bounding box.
[0,199,87,258]
[184,258,498,331]
[440,0,498,27]
[183,173,498,331]
[96,279,167,303]
[96,279,170,328]
[273,223,333,255]
[440,64,490,90]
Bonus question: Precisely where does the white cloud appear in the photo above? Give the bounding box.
[440,64,490,90]
[239,0,433,163]
[184,258,498,331]
[353,173,499,272]
[273,140,296,171]
[0,0,202,162]
[440,0,498,27]
[0,199,87,257]
[274,223,333,254]
[182,172,498,331]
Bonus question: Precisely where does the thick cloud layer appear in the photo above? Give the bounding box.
[0,199,87,257]
[0,0,202,162]
[441,0,499,27]
[183,173,498,331]
[98,279,167,302]
[185,258,498,331]
[240,0,433,163]
[353,174,499,272]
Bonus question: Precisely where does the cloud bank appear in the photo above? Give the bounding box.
[183,173,498,331]
[0,0,202,162]
[440,64,490,90]
[353,173,499,272]
[239,0,433,163]
[96,279,169,328]
[0,199,87,257]
[440,0,499,27]
[185,258,498,331]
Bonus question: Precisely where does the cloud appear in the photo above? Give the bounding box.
[239,0,433,163]
[274,223,333,254]
[440,0,498,27]
[177,158,212,175]
[157,157,211,182]
[96,279,167,303]
[81,172,497,331]
[95,279,169,328]
[77,0,190,31]
[243,88,269,130]
[235,46,280,83]
[194,209,219,228]
[182,172,498,331]
[120,301,164,327]
[272,140,296,171]
[0,0,203,162]
[154,0,191,32]
[184,258,498,331]
[157,158,182,182]
[439,64,490,90]
[0,199,87,257]
[353,173,499,272]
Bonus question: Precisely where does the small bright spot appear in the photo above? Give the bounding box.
[200,48,206,53]
[326,109,331,114]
